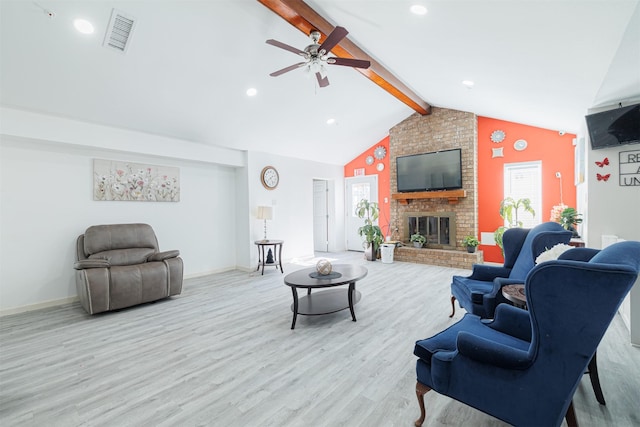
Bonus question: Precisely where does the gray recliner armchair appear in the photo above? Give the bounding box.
[74,223,183,314]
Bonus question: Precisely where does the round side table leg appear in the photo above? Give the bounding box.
[290,286,299,330]
[348,282,357,322]
[278,243,284,273]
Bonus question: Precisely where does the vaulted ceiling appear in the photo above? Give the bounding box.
[1,1,638,165]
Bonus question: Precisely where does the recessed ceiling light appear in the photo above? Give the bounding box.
[410,5,428,15]
[462,80,475,88]
[326,118,336,125]
[74,19,94,34]
[246,88,257,97]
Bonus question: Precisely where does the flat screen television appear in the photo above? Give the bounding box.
[396,148,462,192]
[586,103,640,150]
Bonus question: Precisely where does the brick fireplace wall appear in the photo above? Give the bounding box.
[389,108,481,269]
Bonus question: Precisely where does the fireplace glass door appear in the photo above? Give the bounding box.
[406,213,454,248]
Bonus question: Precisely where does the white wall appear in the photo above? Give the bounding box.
[0,135,239,314]
[1,107,244,167]
[578,106,640,345]
[582,145,640,246]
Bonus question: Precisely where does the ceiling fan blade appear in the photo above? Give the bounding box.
[316,72,330,88]
[266,39,306,56]
[327,57,371,69]
[318,26,348,55]
[270,62,307,77]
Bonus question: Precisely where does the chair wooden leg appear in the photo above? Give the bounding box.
[565,400,578,427]
[449,296,456,318]
[415,381,431,427]
[587,351,606,405]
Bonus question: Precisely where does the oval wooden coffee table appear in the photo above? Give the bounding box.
[284,264,368,329]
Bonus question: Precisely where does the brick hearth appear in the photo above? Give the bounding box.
[394,246,483,270]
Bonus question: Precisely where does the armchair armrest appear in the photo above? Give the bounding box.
[468,264,511,281]
[456,331,531,369]
[488,304,532,341]
[558,247,600,262]
[74,259,110,270]
[147,250,180,262]
[490,277,526,300]
[494,277,525,287]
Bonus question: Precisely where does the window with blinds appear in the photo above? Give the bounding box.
[503,161,542,229]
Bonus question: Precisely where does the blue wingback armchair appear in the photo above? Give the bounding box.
[450,221,571,318]
[414,241,640,427]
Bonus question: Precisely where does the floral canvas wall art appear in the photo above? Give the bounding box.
[93,159,180,202]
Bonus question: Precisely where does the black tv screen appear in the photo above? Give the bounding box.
[396,149,462,192]
[586,103,640,150]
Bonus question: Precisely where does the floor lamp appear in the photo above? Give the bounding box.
[257,206,275,264]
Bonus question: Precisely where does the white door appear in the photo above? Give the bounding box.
[346,175,378,251]
[313,180,329,252]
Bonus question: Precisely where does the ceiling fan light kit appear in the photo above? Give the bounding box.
[266,26,371,88]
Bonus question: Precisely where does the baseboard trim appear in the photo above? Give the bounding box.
[2,266,257,317]
[0,296,79,317]
[184,266,238,279]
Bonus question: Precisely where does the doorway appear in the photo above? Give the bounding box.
[313,179,329,252]
[345,175,378,251]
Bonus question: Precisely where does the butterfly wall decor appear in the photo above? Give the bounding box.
[595,158,609,167]
[597,173,611,181]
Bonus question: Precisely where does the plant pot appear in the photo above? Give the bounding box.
[466,245,477,253]
[364,243,376,261]
[413,242,424,248]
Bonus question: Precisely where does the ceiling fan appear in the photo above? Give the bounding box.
[266,26,371,88]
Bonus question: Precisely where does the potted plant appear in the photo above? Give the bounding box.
[559,207,582,237]
[410,232,427,248]
[462,235,480,253]
[356,199,384,261]
[494,197,536,253]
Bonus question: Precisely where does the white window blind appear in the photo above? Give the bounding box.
[503,161,541,228]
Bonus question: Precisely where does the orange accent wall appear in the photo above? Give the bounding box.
[343,136,391,238]
[478,117,577,262]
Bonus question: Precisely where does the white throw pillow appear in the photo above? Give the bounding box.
[535,243,573,264]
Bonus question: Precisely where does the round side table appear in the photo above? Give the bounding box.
[502,284,527,309]
[254,240,283,275]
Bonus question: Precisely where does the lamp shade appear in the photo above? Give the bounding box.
[256,206,273,220]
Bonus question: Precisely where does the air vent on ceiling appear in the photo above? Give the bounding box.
[103,9,136,54]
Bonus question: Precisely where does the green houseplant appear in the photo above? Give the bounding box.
[356,199,384,261]
[494,197,536,253]
[462,235,480,253]
[559,207,582,237]
[410,232,427,248]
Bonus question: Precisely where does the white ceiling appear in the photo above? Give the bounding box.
[1,0,639,165]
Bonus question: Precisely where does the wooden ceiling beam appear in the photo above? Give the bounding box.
[258,0,431,115]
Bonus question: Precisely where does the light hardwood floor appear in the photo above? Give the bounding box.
[1,252,639,426]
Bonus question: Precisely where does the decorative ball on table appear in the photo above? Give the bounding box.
[316,259,333,275]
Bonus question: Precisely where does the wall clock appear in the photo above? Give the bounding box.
[365,155,374,165]
[490,130,506,143]
[374,146,387,159]
[260,166,279,190]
